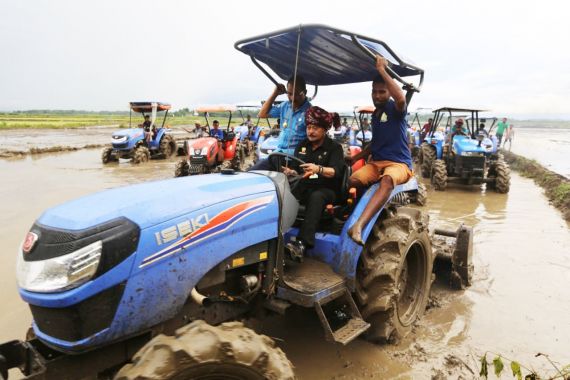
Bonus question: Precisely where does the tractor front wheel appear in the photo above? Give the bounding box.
[174,159,189,177]
[114,320,295,380]
[355,207,433,343]
[101,147,116,164]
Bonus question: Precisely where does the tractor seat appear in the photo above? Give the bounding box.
[224,131,236,141]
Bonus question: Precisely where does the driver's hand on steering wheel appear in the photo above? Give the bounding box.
[281,166,298,177]
[300,163,319,178]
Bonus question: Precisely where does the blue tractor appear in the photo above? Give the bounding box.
[1,25,473,380]
[420,107,510,192]
[101,102,177,164]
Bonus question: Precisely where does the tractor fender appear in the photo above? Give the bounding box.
[223,137,238,160]
[330,177,420,290]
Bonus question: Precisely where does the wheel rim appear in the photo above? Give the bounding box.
[397,240,428,327]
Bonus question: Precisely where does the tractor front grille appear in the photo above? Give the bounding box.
[455,155,486,175]
[190,156,207,165]
[30,282,126,342]
[112,143,128,149]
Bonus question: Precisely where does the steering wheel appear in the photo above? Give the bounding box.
[267,152,307,190]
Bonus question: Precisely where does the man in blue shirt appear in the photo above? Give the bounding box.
[347,56,414,245]
[249,75,311,170]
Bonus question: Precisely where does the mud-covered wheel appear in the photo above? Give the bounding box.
[114,320,295,380]
[232,145,246,171]
[490,160,511,193]
[420,143,436,178]
[101,147,116,164]
[132,146,150,164]
[412,182,428,206]
[174,159,189,177]
[355,207,434,343]
[431,159,447,191]
[159,134,176,158]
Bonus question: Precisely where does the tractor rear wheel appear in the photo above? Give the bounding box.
[412,181,428,206]
[355,207,433,343]
[114,320,295,380]
[420,143,436,178]
[132,146,150,164]
[232,145,246,171]
[431,159,447,191]
[159,135,176,158]
[490,160,511,193]
[174,159,189,177]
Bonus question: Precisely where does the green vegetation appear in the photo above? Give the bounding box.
[479,352,570,380]
[503,151,570,221]
[0,111,274,130]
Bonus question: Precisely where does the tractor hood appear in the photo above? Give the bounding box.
[452,135,492,155]
[112,128,144,139]
[36,173,276,231]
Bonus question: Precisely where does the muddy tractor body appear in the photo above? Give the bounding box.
[101,102,177,164]
[1,25,474,380]
[419,107,510,192]
[174,106,246,177]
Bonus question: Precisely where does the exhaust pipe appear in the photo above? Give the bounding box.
[190,287,212,307]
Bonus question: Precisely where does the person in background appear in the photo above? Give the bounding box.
[194,121,206,138]
[420,118,433,142]
[140,115,153,143]
[478,122,489,137]
[496,117,508,146]
[503,124,515,150]
[209,120,225,162]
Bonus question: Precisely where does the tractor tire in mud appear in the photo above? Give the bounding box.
[420,143,436,178]
[431,159,447,191]
[489,160,511,193]
[114,320,295,380]
[412,182,428,206]
[101,147,116,164]
[232,145,246,171]
[132,146,150,164]
[355,207,434,343]
[174,159,189,177]
[159,134,177,158]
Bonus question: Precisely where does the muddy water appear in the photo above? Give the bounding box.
[1,149,569,379]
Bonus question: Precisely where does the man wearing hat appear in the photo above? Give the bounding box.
[276,106,345,260]
[450,118,468,140]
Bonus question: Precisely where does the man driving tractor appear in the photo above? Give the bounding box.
[347,55,414,245]
[263,106,344,261]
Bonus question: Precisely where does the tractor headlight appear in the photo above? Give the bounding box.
[188,147,195,155]
[194,148,201,155]
[17,240,103,293]
[112,136,128,144]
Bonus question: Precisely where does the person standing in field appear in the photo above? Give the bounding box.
[495,117,508,146]
[503,124,515,151]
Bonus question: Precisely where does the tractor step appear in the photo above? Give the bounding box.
[277,258,369,345]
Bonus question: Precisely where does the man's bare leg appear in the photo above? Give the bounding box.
[348,175,394,245]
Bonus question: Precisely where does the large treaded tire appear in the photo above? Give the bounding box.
[420,143,436,178]
[431,159,447,191]
[355,207,434,343]
[101,147,116,164]
[132,146,150,164]
[174,159,189,177]
[159,134,176,158]
[114,320,295,380]
[413,182,428,206]
[490,160,511,193]
[232,145,246,171]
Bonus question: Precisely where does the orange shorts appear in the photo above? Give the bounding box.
[350,160,413,187]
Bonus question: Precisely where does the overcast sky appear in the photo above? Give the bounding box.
[2,0,569,118]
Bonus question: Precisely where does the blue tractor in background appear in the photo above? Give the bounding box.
[101,102,177,164]
[0,25,473,380]
[420,107,510,192]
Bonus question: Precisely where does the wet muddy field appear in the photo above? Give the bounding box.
[1,145,569,379]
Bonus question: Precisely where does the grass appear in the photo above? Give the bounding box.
[0,112,276,130]
[503,151,570,221]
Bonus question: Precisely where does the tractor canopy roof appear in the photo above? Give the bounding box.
[235,24,423,87]
[195,105,238,113]
[433,107,488,114]
[129,102,171,113]
[354,105,375,114]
